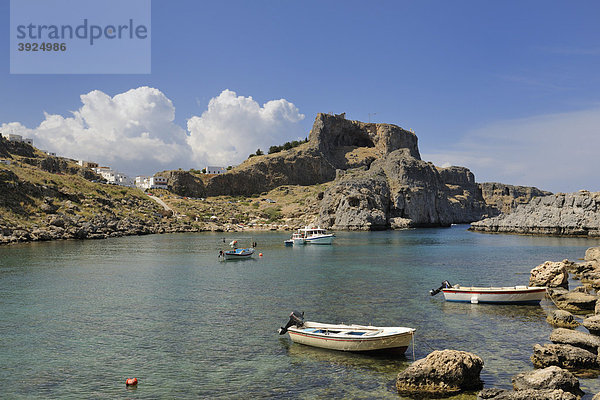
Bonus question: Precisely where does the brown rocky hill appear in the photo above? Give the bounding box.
[162,113,551,229]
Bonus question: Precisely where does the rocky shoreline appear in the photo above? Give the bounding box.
[470,191,600,237]
[396,246,600,399]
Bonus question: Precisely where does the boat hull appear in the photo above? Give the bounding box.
[287,322,414,353]
[223,248,255,260]
[304,235,334,245]
[442,287,547,304]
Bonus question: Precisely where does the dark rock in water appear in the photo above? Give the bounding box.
[478,388,578,400]
[512,366,583,396]
[470,191,600,237]
[547,310,580,329]
[583,315,600,336]
[531,343,598,370]
[530,261,570,289]
[396,349,483,396]
[549,328,600,354]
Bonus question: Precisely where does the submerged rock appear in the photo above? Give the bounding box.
[512,366,583,396]
[478,388,577,400]
[396,349,483,396]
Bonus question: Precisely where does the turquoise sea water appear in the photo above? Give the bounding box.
[1,226,600,399]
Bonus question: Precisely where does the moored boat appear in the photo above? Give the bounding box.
[288,227,335,245]
[278,311,415,353]
[430,280,547,304]
[220,247,255,260]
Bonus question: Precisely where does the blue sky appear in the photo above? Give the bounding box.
[1,0,599,192]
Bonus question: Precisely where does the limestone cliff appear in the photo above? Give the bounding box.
[470,191,600,237]
[479,182,552,215]
[165,113,549,229]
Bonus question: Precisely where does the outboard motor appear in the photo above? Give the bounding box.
[278,310,304,335]
[430,280,452,296]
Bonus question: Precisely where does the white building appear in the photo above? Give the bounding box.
[93,167,132,186]
[2,133,33,145]
[205,166,226,174]
[135,175,168,190]
[78,160,99,168]
[0,159,11,165]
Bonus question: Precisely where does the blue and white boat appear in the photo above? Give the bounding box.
[220,247,255,260]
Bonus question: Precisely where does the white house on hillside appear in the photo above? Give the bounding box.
[93,167,132,186]
[1,133,33,145]
[135,175,168,190]
[206,166,226,174]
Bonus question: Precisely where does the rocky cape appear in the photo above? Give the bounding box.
[470,191,600,237]
[162,113,549,230]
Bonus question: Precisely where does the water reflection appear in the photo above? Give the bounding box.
[439,300,550,321]
[281,338,411,374]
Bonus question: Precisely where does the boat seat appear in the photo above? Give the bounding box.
[364,330,383,336]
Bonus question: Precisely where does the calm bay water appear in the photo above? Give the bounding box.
[1,226,600,399]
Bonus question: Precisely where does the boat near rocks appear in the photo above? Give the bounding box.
[278,311,415,353]
[430,280,547,304]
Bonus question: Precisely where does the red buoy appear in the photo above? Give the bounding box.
[125,378,138,386]
[259,253,263,257]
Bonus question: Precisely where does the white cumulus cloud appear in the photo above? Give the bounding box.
[2,87,191,175]
[1,87,306,175]
[422,107,600,193]
[187,89,305,166]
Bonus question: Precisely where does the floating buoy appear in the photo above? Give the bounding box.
[259,253,263,257]
[125,378,138,386]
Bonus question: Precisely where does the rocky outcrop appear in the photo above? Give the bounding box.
[549,328,600,354]
[548,288,597,314]
[396,349,484,396]
[470,191,600,237]
[157,170,206,198]
[583,315,600,336]
[319,148,491,229]
[547,310,580,329]
[530,261,570,289]
[586,247,600,262]
[511,366,583,397]
[531,343,598,370]
[479,182,552,215]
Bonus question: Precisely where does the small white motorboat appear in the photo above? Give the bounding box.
[278,311,415,353]
[284,239,293,246]
[289,227,335,245]
[430,280,547,304]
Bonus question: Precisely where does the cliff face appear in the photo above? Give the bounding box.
[470,191,600,237]
[318,149,490,230]
[164,113,549,229]
[479,182,552,215]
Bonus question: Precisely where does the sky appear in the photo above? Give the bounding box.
[1,0,599,193]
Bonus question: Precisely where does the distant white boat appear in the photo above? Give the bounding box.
[288,227,335,245]
[430,280,547,304]
[278,311,415,353]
